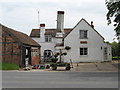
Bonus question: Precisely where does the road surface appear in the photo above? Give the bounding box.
[2,71,118,88]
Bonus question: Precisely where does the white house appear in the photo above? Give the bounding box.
[30,11,112,62]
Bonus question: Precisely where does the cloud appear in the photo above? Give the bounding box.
[0,0,116,42]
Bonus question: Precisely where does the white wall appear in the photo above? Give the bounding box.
[64,19,111,62]
[32,38,56,57]
[31,19,112,63]
[55,38,63,44]
[103,43,112,61]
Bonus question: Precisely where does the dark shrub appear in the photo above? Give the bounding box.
[65,46,71,50]
[54,54,58,58]
[51,58,58,63]
[46,65,50,69]
[63,52,67,55]
[50,63,57,70]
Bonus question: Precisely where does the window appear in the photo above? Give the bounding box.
[45,35,52,42]
[44,50,52,57]
[32,49,38,52]
[79,30,88,39]
[80,48,88,55]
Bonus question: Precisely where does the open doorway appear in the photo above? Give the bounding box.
[22,46,31,67]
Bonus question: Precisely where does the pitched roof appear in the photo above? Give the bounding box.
[30,18,104,40]
[45,29,56,37]
[30,28,72,38]
[81,18,104,40]
[30,29,40,37]
[2,25,40,47]
[55,43,64,47]
[65,18,104,39]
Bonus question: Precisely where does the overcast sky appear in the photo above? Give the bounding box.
[0,0,117,42]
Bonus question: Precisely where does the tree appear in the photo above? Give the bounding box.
[105,0,120,36]
[111,41,118,57]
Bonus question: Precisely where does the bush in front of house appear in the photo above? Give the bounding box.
[51,58,58,63]
[54,54,58,58]
[63,52,67,55]
[46,65,50,69]
[50,63,57,70]
[0,63,19,70]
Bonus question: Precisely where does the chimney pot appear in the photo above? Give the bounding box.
[91,21,94,28]
[40,24,45,27]
[57,11,64,14]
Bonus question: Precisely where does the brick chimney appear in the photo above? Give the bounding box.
[57,11,64,32]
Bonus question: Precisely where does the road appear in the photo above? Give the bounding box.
[2,71,118,88]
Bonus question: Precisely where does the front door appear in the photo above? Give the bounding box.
[104,47,108,61]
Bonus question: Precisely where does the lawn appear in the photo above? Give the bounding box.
[0,62,19,70]
[112,57,120,60]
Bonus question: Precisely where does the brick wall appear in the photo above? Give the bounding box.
[31,47,40,65]
[2,30,21,65]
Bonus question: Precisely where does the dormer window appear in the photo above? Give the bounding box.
[45,35,52,42]
[79,30,88,39]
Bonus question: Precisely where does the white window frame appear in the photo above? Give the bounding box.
[79,30,88,39]
[45,35,52,42]
[80,47,88,56]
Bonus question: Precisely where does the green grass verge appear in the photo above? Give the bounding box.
[0,63,19,70]
[112,57,120,60]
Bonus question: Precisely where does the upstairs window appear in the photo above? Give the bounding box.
[79,30,88,39]
[45,35,52,42]
[80,48,88,55]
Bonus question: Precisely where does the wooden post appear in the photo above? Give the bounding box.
[70,59,73,68]
[59,49,62,63]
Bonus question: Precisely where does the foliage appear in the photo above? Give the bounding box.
[65,46,71,50]
[50,63,57,67]
[62,52,67,55]
[110,41,120,57]
[51,58,58,63]
[105,0,120,36]
[46,65,50,69]
[105,41,111,45]
[50,63,57,70]
[54,54,58,58]
[57,62,66,66]
[112,56,120,60]
[0,63,1,70]
[61,53,64,56]
[0,63,19,70]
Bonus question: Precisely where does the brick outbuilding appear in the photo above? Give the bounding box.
[0,24,41,67]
